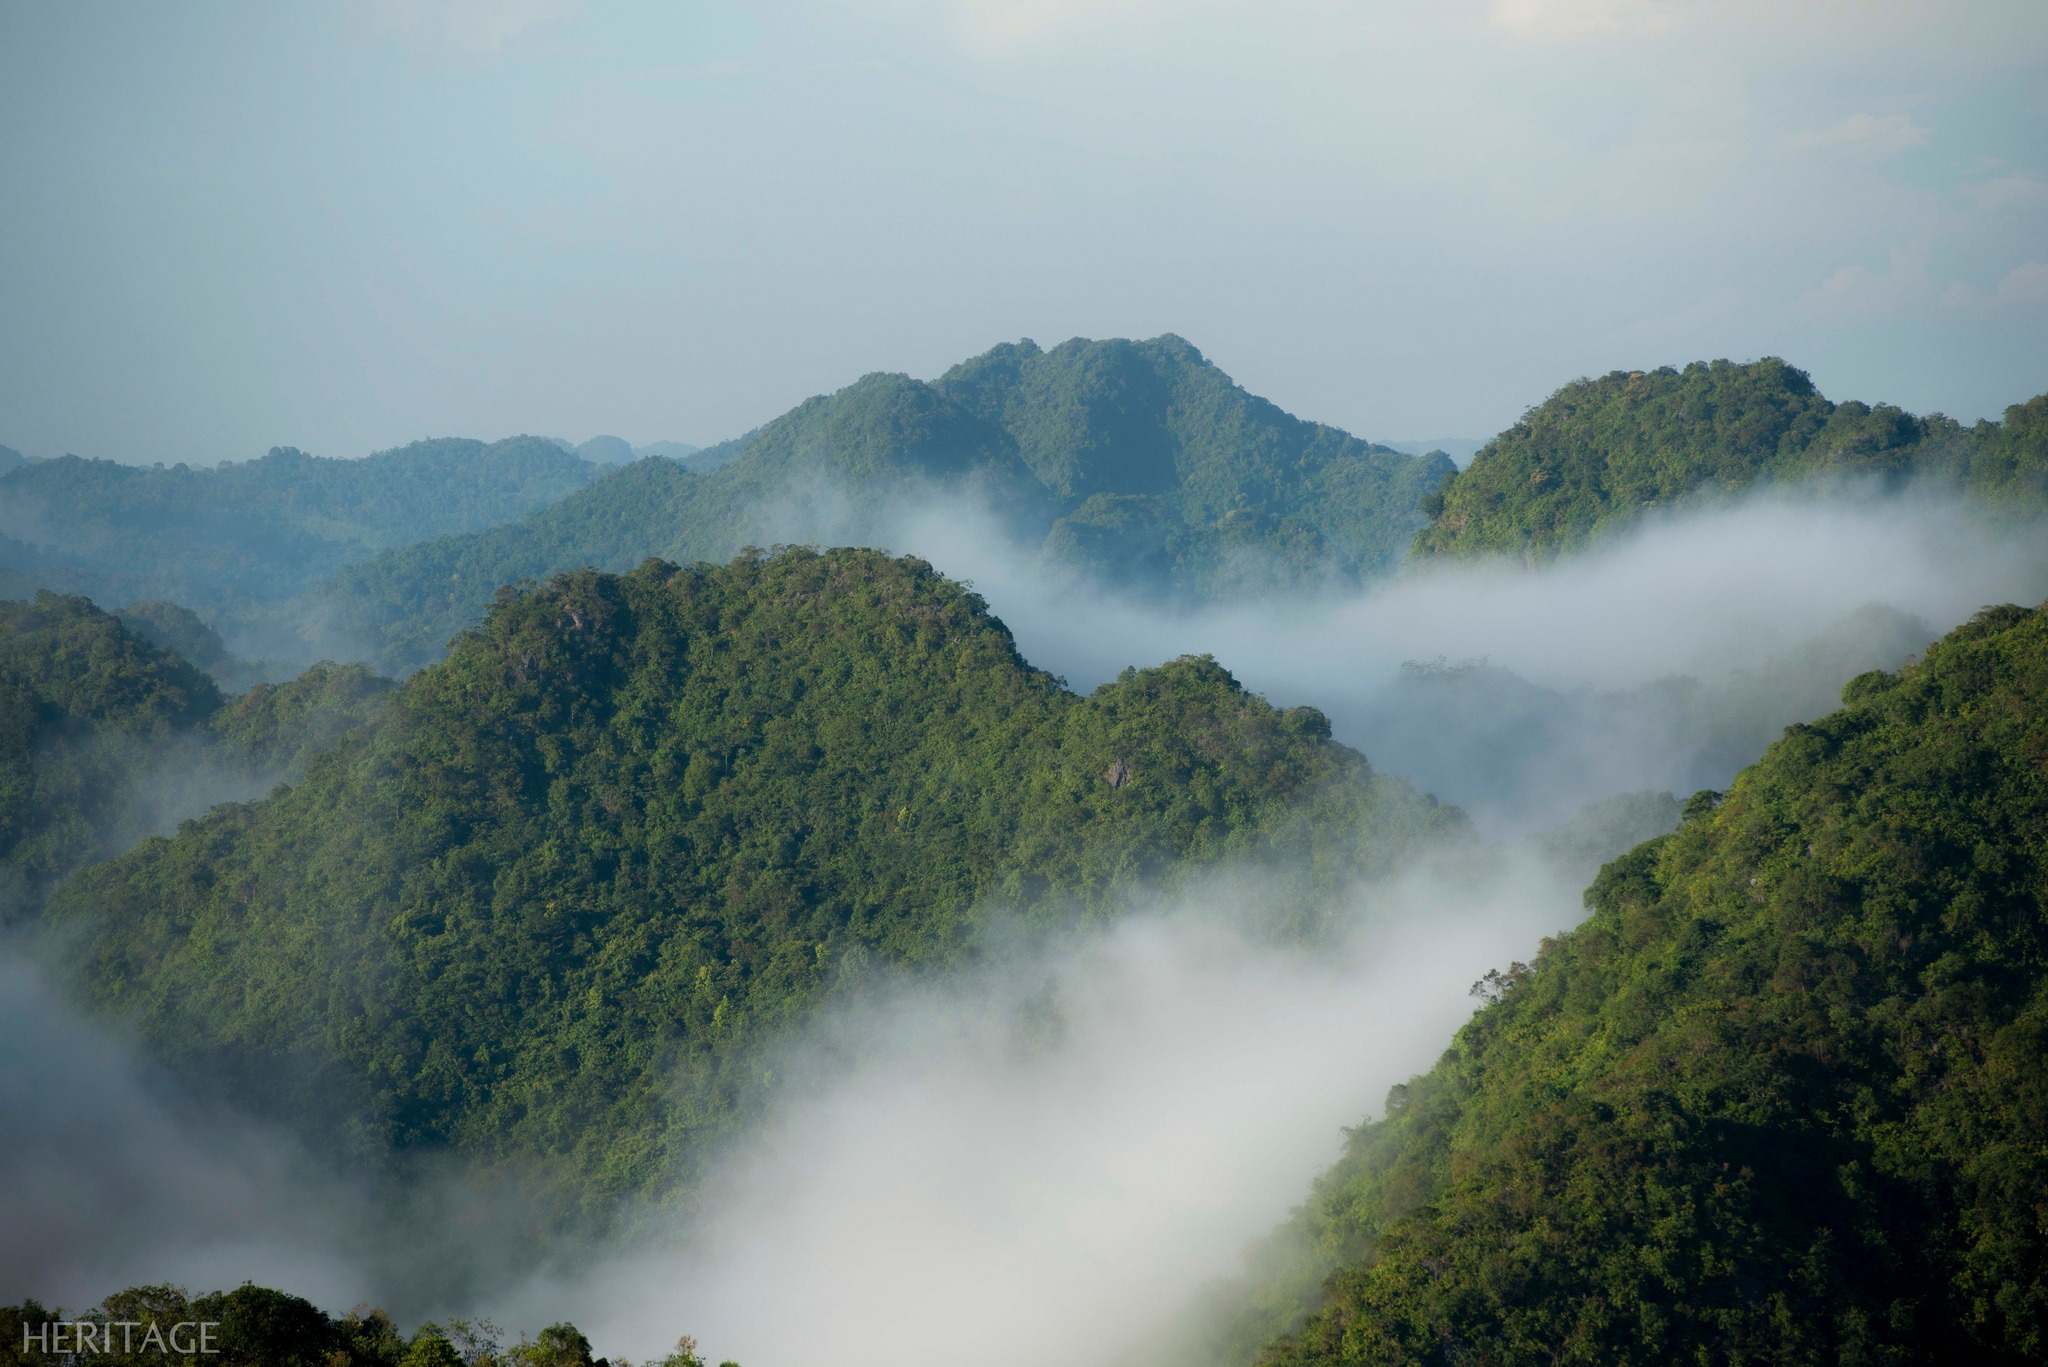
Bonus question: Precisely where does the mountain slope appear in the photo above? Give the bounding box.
[935,335,1450,589]
[45,547,1455,1218]
[1416,360,2048,560]
[0,594,393,919]
[0,436,595,624]
[0,593,224,912]
[308,337,1453,674]
[1190,600,2048,1366]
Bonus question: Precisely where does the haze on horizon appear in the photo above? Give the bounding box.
[0,0,2043,467]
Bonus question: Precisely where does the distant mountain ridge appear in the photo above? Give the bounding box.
[0,436,597,632]
[311,335,1456,673]
[1416,360,2048,560]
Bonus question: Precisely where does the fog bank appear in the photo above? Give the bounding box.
[513,852,1595,1366]
[772,481,2048,830]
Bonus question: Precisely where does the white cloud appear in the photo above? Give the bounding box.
[1484,0,1678,38]
[369,0,575,54]
[1966,174,2048,212]
[1995,260,2048,307]
[1798,244,1933,318]
[1788,111,1931,157]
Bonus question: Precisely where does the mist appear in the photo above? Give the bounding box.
[0,946,374,1308]
[10,475,2045,1363]
[756,478,2048,831]
[506,851,1598,1367]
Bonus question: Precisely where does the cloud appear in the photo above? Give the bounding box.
[1483,0,1678,38]
[1788,111,1931,158]
[1994,260,2048,307]
[511,859,1599,1366]
[836,0,1178,57]
[739,471,2048,831]
[1965,173,2048,213]
[1797,244,1934,319]
[369,0,576,54]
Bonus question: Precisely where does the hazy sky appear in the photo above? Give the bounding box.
[1,0,2043,465]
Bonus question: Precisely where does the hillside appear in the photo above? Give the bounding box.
[1178,600,2048,1365]
[1415,360,2048,559]
[0,436,596,626]
[0,593,393,919]
[43,548,1456,1220]
[307,337,1454,674]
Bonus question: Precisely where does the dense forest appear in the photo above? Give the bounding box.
[6,348,2045,1362]
[1416,361,2048,560]
[0,436,596,630]
[306,336,1454,673]
[1161,599,2048,1366]
[37,547,1455,1223]
[0,1282,725,1367]
[0,593,390,919]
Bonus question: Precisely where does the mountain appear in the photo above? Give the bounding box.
[1415,360,2048,560]
[634,440,703,462]
[575,434,638,466]
[0,592,393,920]
[0,437,596,630]
[0,445,27,475]
[1386,438,1485,467]
[42,547,1455,1220]
[1179,599,2048,1366]
[306,337,1455,674]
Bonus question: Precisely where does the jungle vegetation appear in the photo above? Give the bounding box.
[1169,599,2048,1366]
[307,336,1455,673]
[1415,360,2048,560]
[39,547,1455,1223]
[0,592,392,919]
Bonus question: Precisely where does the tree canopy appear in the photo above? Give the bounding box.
[1180,598,2048,1366]
[309,337,1453,673]
[1415,360,2048,560]
[42,547,1454,1222]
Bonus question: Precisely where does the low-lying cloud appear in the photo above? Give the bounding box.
[763,477,2048,830]
[510,851,1596,1366]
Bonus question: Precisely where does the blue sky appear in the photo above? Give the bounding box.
[1,0,2043,464]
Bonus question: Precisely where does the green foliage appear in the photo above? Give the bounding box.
[115,600,231,672]
[206,660,395,774]
[1416,360,2048,559]
[0,591,392,919]
[1201,600,2048,1365]
[311,337,1453,674]
[0,437,594,622]
[401,1333,465,1367]
[0,592,222,910]
[44,547,1454,1220]
[937,336,1451,592]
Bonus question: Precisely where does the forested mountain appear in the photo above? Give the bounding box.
[0,593,392,919]
[42,548,1455,1221]
[307,337,1454,674]
[1173,599,2048,1366]
[0,437,596,626]
[1416,361,2048,559]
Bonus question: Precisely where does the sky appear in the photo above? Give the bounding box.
[0,0,2043,466]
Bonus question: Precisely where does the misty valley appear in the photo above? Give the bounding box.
[2,333,2045,1367]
